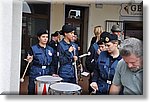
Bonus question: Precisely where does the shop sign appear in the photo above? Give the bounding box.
[120,3,143,16]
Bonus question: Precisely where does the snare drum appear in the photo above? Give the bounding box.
[35,75,63,95]
[49,82,82,95]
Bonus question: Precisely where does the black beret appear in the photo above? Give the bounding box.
[99,31,111,43]
[104,34,118,43]
[51,31,60,37]
[62,24,75,34]
[59,30,63,35]
[99,31,118,43]
[37,28,48,37]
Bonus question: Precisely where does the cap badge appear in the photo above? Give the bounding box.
[105,37,109,42]
[48,50,52,56]
[46,30,48,33]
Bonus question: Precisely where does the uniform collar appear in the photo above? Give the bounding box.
[106,51,122,60]
[62,39,72,46]
[37,44,47,49]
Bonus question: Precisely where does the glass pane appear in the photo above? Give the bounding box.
[76,26,80,40]
[27,17,48,35]
[68,9,80,19]
[30,37,38,46]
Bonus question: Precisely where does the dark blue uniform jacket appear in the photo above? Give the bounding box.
[27,44,56,94]
[29,44,55,78]
[48,40,59,73]
[58,39,78,78]
[92,51,122,94]
[85,42,99,73]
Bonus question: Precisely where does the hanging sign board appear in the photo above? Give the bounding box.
[120,3,143,16]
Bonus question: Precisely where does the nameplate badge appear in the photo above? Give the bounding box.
[42,66,46,69]
[107,80,111,84]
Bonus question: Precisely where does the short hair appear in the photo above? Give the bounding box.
[119,38,143,58]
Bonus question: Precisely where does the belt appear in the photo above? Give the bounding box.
[33,64,50,69]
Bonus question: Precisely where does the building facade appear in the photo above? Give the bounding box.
[0,0,142,94]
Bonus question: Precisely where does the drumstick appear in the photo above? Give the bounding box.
[74,60,78,84]
[20,61,30,83]
[72,45,78,84]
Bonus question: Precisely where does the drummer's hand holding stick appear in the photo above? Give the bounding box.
[20,54,33,82]
[90,82,98,94]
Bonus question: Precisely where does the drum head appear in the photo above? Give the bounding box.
[50,82,81,92]
[36,75,63,83]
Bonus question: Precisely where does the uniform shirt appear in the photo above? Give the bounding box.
[112,59,143,95]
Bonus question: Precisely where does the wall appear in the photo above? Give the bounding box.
[50,3,65,34]
[10,0,22,94]
[88,4,120,49]
[50,3,121,49]
[0,0,12,94]
[0,0,22,94]
[0,1,125,94]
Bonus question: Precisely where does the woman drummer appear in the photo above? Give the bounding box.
[26,29,58,95]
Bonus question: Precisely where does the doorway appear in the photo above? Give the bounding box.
[65,5,89,55]
[124,21,143,40]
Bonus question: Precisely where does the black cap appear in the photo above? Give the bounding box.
[104,34,118,43]
[62,24,75,34]
[37,28,49,37]
[98,32,118,43]
[99,31,111,43]
[51,31,60,37]
[59,30,63,35]
[111,25,121,32]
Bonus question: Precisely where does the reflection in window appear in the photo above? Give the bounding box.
[68,9,80,19]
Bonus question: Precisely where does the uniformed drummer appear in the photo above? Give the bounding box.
[26,28,58,95]
[90,32,122,95]
[85,32,109,94]
[57,24,78,84]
